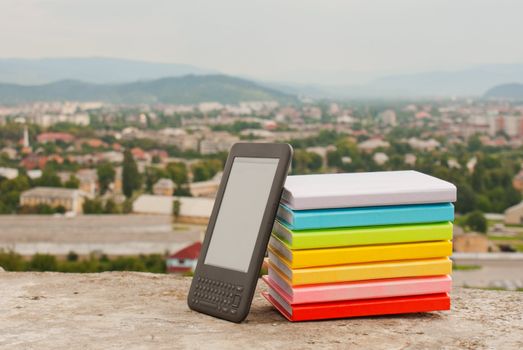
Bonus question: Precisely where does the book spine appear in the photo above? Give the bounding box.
[293,258,453,285]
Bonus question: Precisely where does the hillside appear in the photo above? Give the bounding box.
[0,75,297,104]
[484,83,523,99]
[276,64,523,98]
[0,57,215,85]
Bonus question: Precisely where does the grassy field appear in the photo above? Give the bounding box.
[453,264,482,271]
[487,233,523,252]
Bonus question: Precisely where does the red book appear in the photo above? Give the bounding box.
[262,288,450,322]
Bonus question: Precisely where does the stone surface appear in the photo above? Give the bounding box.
[0,272,522,350]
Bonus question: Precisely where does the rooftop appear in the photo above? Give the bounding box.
[20,186,87,199]
[133,194,214,216]
[0,272,521,349]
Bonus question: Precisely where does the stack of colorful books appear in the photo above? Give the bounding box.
[262,170,457,321]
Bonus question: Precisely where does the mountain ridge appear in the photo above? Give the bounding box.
[484,83,523,99]
[0,75,297,104]
[0,57,216,85]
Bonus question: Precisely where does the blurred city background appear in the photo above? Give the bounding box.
[1,0,523,291]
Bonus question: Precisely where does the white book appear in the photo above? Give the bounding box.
[281,170,456,210]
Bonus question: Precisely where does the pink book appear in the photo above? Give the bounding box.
[262,270,452,305]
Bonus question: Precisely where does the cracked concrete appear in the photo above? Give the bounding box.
[0,272,522,349]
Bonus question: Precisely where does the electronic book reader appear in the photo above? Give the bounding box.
[188,143,293,322]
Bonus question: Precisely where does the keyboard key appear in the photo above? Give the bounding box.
[200,300,218,309]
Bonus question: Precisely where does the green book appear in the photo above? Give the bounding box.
[272,220,453,250]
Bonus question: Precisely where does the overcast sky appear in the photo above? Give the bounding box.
[1,0,522,84]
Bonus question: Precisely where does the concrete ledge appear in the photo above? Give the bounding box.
[1,272,522,349]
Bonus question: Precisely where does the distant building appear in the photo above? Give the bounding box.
[408,138,440,151]
[168,134,200,152]
[200,132,239,155]
[189,172,222,197]
[198,102,223,113]
[358,138,390,153]
[336,115,355,124]
[113,167,123,194]
[27,169,42,179]
[447,159,461,169]
[453,233,489,253]
[373,152,389,165]
[504,202,523,225]
[37,132,75,144]
[20,187,87,214]
[99,151,124,163]
[22,125,31,153]
[239,129,274,139]
[466,157,477,173]
[76,169,98,198]
[132,194,214,224]
[404,153,417,166]
[166,242,202,274]
[306,146,336,168]
[0,147,18,160]
[131,147,149,162]
[379,110,397,126]
[503,115,523,137]
[415,111,431,119]
[153,178,175,196]
[513,170,523,192]
[31,113,89,127]
[20,154,48,170]
[0,167,18,180]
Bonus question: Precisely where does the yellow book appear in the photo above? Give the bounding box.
[269,236,452,268]
[268,249,453,286]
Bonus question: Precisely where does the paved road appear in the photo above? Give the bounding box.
[0,215,203,256]
[453,258,523,290]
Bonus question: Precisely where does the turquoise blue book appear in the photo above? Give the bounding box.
[277,203,454,230]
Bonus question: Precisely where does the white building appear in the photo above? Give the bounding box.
[133,195,214,224]
[408,138,440,151]
[358,139,390,153]
[0,167,18,180]
[379,110,397,126]
[373,152,389,165]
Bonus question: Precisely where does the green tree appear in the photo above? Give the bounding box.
[35,168,62,187]
[467,134,482,152]
[97,162,116,194]
[172,199,181,219]
[66,251,79,262]
[166,162,189,185]
[122,149,141,198]
[174,185,192,196]
[28,254,58,271]
[466,211,487,233]
[122,199,133,214]
[104,199,120,214]
[0,249,25,271]
[292,150,323,174]
[0,175,31,213]
[191,159,222,182]
[455,183,477,214]
[145,167,169,193]
[64,175,80,189]
[83,198,104,214]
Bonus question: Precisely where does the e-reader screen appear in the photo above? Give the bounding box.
[204,157,279,272]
